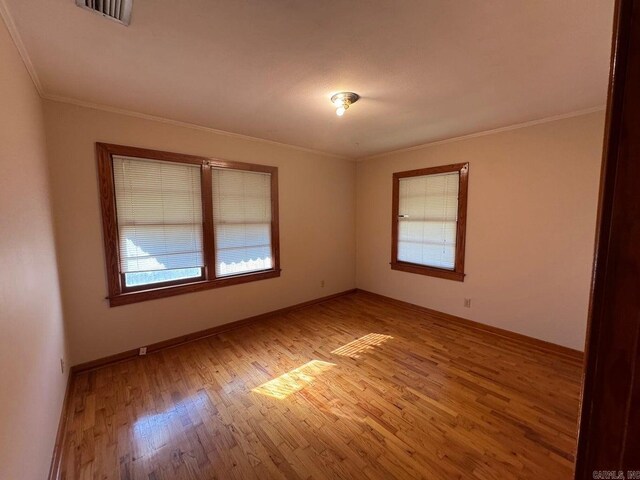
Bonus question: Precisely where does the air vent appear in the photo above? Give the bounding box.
[75,0,133,26]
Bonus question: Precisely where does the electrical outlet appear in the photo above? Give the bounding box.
[464,298,471,308]
[320,280,325,288]
[60,358,65,374]
[139,347,147,355]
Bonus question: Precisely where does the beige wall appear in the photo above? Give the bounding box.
[356,111,604,351]
[43,101,602,365]
[0,9,606,476]
[0,18,68,480]
[43,101,357,365]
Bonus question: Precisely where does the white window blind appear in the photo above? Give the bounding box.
[397,171,459,269]
[212,168,273,277]
[113,156,204,287]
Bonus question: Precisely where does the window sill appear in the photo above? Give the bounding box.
[108,269,281,307]
[390,262,465,282]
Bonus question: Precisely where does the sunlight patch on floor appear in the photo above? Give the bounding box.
[252,360,336,400]
[331,333,393,358]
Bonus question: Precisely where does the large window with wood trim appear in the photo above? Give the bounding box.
[97,143,280,306]
[391,163,468,281]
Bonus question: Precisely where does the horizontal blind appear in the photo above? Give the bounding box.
[212,168,272,277]
[397,171,459,269]
[113,156,204,286]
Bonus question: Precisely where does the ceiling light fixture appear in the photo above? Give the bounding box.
[331,92,360,117]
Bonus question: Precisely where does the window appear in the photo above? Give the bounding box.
[113,157,205,288]
[97,143,280,306]
[212,168,273,277]
[391,163,468,281]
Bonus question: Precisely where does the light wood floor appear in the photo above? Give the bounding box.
[59,292,583,479]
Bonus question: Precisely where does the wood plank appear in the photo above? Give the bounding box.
[356,289,584,362]
[57,292,583,479]
[72,289,357,373]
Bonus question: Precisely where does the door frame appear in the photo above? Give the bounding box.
[575,0,640,475]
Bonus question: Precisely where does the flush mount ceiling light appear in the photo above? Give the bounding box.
[331,92,360,117]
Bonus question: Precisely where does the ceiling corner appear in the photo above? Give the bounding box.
[0,0,44,96]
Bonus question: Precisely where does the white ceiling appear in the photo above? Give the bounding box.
[3,0,614,158]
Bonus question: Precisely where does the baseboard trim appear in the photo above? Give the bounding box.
[72,289,357,374]
[47,371,74,480]
[72,286,584,372]
[355,289,584,363]
[53,286,582,477]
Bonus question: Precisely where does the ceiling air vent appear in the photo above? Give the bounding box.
[75,0,133,26]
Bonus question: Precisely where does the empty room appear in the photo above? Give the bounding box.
[2,0,639,479]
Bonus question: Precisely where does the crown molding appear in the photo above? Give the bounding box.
[42,93,351,161]
[0,0,349,161]
[0,0,43,95]
[357,105,607,161]
[1,0,605,163]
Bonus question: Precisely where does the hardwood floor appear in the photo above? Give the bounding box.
[59,292,583,479]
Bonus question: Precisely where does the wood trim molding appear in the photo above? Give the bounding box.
[390,262,465,281]
[80,287,585,372]
[47,373,74,480]
[355,289,584,363]
[390,162,469,282]
[575,0,640,474]
[108,269,282,307]
[54,287,587,478]
[49,289,355,478]
[96,142,281,307]
[73,289,357,373]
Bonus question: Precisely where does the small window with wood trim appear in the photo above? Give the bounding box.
[391,163,468,281]
[97,143,280,306]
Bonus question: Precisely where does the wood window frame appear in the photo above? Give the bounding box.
[390,162,469,282]
[97,142,280,307]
